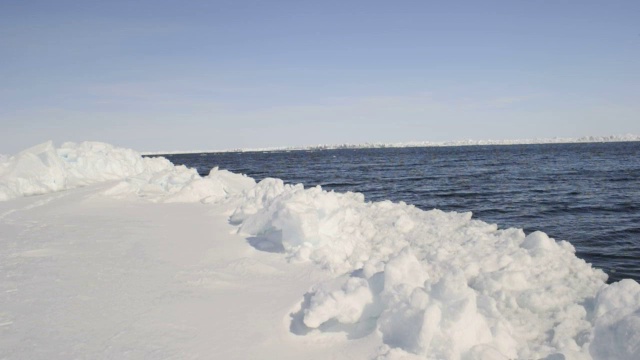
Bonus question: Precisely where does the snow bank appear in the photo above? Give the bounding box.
[2,141,640,359]
[0,141,254,203]
[104,165,255,203]
[232,178,639,359]
[0,141,170,201]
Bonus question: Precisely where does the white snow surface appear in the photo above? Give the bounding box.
[1,141,639,360]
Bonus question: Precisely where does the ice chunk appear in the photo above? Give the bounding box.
[0,141,67,200]
[590,279,640,360]
[303,277,373,328]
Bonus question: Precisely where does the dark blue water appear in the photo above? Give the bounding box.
[156,142,640,283]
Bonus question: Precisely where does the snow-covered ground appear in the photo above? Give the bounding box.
[1,141,639,359]
[142,134,640,155]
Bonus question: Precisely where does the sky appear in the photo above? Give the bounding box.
[1,0,639,153]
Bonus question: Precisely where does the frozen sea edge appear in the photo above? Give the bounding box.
[142,134,640,155]
[1,141,639,359]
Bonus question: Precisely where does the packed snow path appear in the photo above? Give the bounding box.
[0,184,367,359]
[1,141,639,359]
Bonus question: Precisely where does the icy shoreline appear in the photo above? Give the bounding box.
[2,141,640,359]
[141,134,640,155]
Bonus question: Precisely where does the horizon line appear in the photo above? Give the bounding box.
[141,134,640,156]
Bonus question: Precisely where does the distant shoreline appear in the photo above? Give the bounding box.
[142,134,640,156]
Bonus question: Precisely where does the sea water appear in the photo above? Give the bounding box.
[159,142,640,283]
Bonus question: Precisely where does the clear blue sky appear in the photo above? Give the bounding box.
[1,0,638,153]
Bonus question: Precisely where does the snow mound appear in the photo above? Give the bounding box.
[0,141,254,203]
[0,141,172,201]
[104,165,255,203]
[233,177,639,359]
[590,280,640,360]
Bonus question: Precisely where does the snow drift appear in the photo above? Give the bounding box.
[0,141,168,201]
[229,178,619,359]
[1,141,639,359]
[0,141,254,203]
